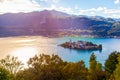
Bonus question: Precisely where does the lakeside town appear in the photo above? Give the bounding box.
[60,40,102,50]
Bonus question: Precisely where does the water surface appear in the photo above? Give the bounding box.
[0,36,120,67]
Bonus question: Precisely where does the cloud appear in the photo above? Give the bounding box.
[42,4,73,14]
[0,0,70,14]
[78,8,98,16]
[0,0,40,14]
[78,7,120,18]
[0,0,120,18]
[52,0,60,3]
[114,0,119,4]
[39,0,60,3]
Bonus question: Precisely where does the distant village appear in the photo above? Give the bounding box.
[60,40,102,50]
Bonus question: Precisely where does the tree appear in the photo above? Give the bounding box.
[88,53,97,80]
[114,54,120,80]
[15,70,25,80]
[63,60,88,80]
[88,53,106,80]
[0,67,10,80]
[95,62,106,80]
[0,56,23,76]
[25,54,65,80]
[89,53,97,71]
[105,51,120,79]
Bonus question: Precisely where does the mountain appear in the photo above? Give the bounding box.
[0,10,120,37]
[108,22,120,36]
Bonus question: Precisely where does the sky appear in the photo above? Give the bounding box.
[0,0,120,18]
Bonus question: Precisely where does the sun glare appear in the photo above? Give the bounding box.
[12,47,38,65]
[0,0,40,14]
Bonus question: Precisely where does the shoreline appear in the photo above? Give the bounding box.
[0,35,120,39]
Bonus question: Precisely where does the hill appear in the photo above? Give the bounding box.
[0,10,120,38]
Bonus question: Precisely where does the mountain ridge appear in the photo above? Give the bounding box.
[0,10,120,38]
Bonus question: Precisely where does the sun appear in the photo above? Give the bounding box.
[0,0,40,14]
[12,47,38,66]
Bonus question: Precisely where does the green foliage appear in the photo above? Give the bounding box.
[88,53,106,80]
[98,44,102,50]
[1,52,120,80]
[89,53,97,80]
[24,54,65,80]
[19,54,88,80]
[63,60,88,80]
[0,56,23,75]
[0,67,10,80]
[89,53,96,62]
[15,70,24,80]
[114,54,120,80]
[105,51,120,79]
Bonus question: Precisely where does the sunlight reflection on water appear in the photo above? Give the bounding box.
[0,36,120,67]
[11,47,38,65]
[0,36,56,67]
[14,39,36,43]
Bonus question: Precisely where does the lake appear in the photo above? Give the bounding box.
[0,36,120,67]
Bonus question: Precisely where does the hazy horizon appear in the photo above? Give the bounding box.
[0,0,120,18]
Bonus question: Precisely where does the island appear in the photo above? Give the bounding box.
[60,40,102,50]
